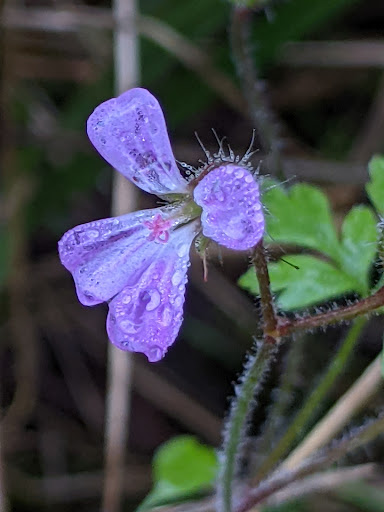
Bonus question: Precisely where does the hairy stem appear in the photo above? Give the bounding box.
[255,334,305,468]
[252,241,278,338]
[256,317,367,478]
[217,339,278,512]
[272,286,384,337]
[218,241,279,512]
[230,6,282,176]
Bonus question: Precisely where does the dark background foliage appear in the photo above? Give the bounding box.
[1,0,384,510]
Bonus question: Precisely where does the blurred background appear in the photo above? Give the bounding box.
[1,0,384,510]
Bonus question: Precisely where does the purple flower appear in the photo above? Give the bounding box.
[58,88,264,362]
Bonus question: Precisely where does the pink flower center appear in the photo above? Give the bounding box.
[144,214,172,243]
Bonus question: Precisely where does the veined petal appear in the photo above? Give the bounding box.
[87,88,188,196]
[193,164,265,250]
[106,221,198,362]
[58,206,182,306]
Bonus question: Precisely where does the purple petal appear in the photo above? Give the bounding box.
[193,165,264,250]
[87,88,188,196]
[58,207,182,306]
[106,221,198,362]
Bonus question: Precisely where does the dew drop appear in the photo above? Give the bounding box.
[214,189,225,202]
[171,270,183,286]
[146,289,161,311]
[223,216,246,240]
[174,296,183,308]
[234,168,244,179]
[177,244,189,257]
[119,319,139,334]
[245,174,254,183]
[160,306,173,327]
[147,345,164,362]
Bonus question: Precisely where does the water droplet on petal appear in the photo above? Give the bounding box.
[171,270,183,286]
[214,189,225,202]
[159,306,173,327]
[119,319,139,334]
[177,244,189,258]
[234,168,244,179]
[146,289,161,311]
[87,229,99,239]
[147,345,164,362]
[245,174,253,183]
[174,296,183,308]
[222,216,246,240]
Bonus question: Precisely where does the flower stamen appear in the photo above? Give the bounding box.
[144,214,172,244]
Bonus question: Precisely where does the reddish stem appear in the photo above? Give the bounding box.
[270,286,384,338]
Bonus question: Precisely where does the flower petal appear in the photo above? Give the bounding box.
[106,221,198,362]
[87,88,188,196]
[193,164,264,250]
[58,207,181,306]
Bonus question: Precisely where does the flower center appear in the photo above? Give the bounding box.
[144,214,172,243]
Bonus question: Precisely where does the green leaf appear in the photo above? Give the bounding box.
[139,436,217,510]
[366,155,384,215]
[263,183,340,261]
[339,205,377,295]
[238,255,355,310]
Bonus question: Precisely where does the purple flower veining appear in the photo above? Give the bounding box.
[58,88,265,362]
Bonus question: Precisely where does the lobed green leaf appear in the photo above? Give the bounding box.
[338,205,377,295]
[238,255,356,310]
[263,183,340,261]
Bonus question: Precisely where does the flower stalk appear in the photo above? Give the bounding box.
[217,338,278,512]
[252,241,278,339]
[230,6,282,177]
[218,241,279,512]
